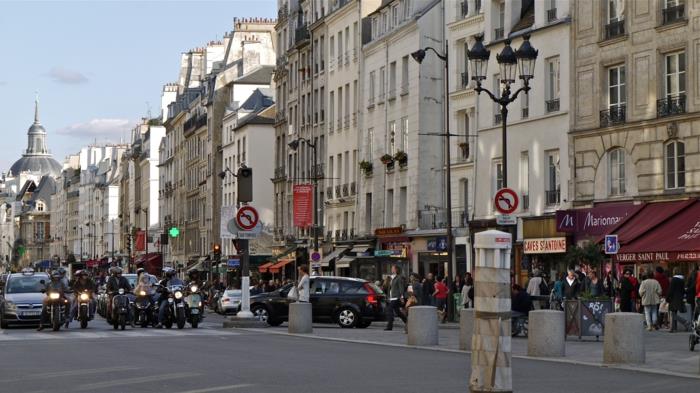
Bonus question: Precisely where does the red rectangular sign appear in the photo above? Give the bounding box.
[293,184,314,228]
[135,230,146,251]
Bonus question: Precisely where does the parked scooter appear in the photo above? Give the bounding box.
[185,283,204,329]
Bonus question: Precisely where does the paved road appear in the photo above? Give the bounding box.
[1,314,698,393]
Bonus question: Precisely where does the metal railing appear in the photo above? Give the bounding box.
[545,189,560,206]
[344,115,350,128]
[522,194,529,210]
[388,89,396,100]
[521,107,529,119]
[494,113,502,124]
[350,181,356,195]
[295,25,310,44]
[342,183,349,197]
[604,20,624,40]
[600,104,626,127]
[274,166,286,180]
[663,4,684,25]
[418,209,448,229]
[657,94,686,117]
[335,185,341,198]
[461,72,469,88]
[546,98,560,113]
[547,8,557,22]
[494,27,504,40]
[326,186,333,200]
[368,97,375,107]
[460,1,468,18]
[311,163,324,180]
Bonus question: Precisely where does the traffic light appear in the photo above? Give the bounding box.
[213,243,221,263]
[237,166,253,203]
[168,226,180,238]
[125,235,131,251]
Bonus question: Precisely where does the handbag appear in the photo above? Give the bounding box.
[287,286,298,301]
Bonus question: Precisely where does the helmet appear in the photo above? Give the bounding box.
[109,266,123,276]
[51,271,61,280]
[188,270,199,278]
[75,270,86,277]
[163,268,176,278]
[57,267,67,276]
[136,268,145,276]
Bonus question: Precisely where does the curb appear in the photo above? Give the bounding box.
[240,328,700,380]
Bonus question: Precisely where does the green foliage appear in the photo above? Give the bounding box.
[564,242,604,268]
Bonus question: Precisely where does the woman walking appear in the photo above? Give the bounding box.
[667,268,686,333]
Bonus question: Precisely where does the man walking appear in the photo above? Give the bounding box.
[422,272,435,306]
[639,273,662,331]
[526,269,547,309]
[384,265,407,332]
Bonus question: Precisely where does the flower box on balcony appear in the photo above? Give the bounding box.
[380,154,394,165]
[393,151,408,167]
[359,160,373,176]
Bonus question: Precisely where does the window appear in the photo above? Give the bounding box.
[386,189,394,227]
[392,4,399,26]
[338,87,343,128]
[521,91,529,118]
[388,121,396,154]
[371,17,378,39]
[401,56,409,93]
[400,117,408,152]
[329,91,335,127]
[520,152,529,209]
[608,0,623,22]
[399,187,407,226]
[460,112,470,160]
[546,150,560,205]
[389,61,397,98]
[663,0,685,25]
[403,0,411,18]
[36,200,45,212]
[366,128,374,161]
[545,57,560,112]
[365,193,373,232]
[329,156,334,187]
[493,160,504,194]
[608,65,626,108]
[665,140,685,189]
[379,66,386,100]
[495,2,505,39]
[608,148,625,196]
[665,51,686,98]
[369,71,376,105]
[459,179,469,218]
[547,0,557,21]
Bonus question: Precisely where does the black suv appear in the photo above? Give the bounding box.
[250,276,385,328]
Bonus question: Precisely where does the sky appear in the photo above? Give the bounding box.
[0,0,276,171]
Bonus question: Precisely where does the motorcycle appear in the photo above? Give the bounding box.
[159,284,186,329]
[133,289,157,328]
[110,288,130,330]
[77,291,91,329]
[46,290,68,331]
[185,283,204,329]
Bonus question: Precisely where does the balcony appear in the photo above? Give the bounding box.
[546,98,560,113]
[335,185,341,198]
[461,72,469,88]
[494,113,502,125]
[494,27,504,40]
[329,121,334,132]
[388,89,396,100]
[273,166,286,181]
[326,186,333,200]
[657,94,686,117]
[350,181,356,195]
[547,8,557,22]
[663,4,684,25]
[295,25,310,45]
[278,7,288,20]
[458,142,469,161]
[400,85,409,96]
[344,115,350,128]
[334,229,341,240]
[342,183,349,197]
[311,163,324,180]
[352,113,357,126]
[337,55,343,68]
[344,52,350,65]
[453,210,469,228]
[418,209,448,230]
[368,97,375,108]
[337,119,342,130]
[341,229,348,240]
[353,48,358,62]
[460,1,468,18]
[521,107,529,119]
[600,104,626,127]
[522,194,529,210]
[545,189,561,206]
[604,20,625,40]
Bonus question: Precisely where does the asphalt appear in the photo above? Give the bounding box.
[0,313,698,393]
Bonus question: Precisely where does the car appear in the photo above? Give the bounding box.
[249,276,385,328]
[0,269,50,328]
[217,289,242,315]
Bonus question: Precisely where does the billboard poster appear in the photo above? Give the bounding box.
[293,184,313,228]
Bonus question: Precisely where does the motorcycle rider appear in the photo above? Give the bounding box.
[155,268,184,328]
[37,271,69,331]
[106,267,133,326]
[70,270,96,321]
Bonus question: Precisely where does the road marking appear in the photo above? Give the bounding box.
[175,384,254,393]
[75,372,200,390]
[0,327,239,341]
[0,366,138,383]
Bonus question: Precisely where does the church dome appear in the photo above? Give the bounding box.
[8,98,62,178]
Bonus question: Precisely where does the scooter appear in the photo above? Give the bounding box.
[185,283,204,329]
[133,289,157,328]
[46,290,68,332]
[159,284,186,329]
[690,308,700,351]
[77,291,91,329]
[110,288,130,330]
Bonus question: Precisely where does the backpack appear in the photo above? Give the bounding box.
[538,278,549,296]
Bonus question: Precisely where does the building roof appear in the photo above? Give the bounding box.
[511,0,535,33]
[9,98,62,178]
[234,89,275,131]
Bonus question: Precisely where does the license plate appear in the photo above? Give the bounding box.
[190,309,199,314]
[21,311,41,317]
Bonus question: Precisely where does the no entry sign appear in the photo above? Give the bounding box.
[494,188,519,215]
[236,206,259,231]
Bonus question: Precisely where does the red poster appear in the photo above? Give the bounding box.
[135,230,146,251]
[293,184,314,228]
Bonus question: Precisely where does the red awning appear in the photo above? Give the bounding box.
[258,262,275,273]
[135,253,163,275]
[615,199,700,263]
[85,259,100,268]
[268,259,294,274]
[600,199,695,246]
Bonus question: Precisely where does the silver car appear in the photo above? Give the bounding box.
[217,289,242,315]
[0,270,50,328]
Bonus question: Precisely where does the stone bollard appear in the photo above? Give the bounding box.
[460,308,475,351]
[407,306,439,346]
[603,312,645,364]
[527,310,565,357]
[288,302,313,334]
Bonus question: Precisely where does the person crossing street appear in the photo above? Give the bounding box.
[384,265,407,332]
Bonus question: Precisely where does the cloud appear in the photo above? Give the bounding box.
[47,66,89,84]
[57,118,132,139]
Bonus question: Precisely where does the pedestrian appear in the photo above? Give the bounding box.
[382,275,392,296]
[452,274,464,296]
[639,273,662,331]
[461,272,474,309]
[526,269,547,309]
[384,265,407,332]
[408,273,423,305]
[296,265,310,302]
[667,268,686,333]
[422,272,435,306]
[588,270,603,298]
[628,272,640,312]
[686,266,698,319]
[433,277,449,323]
[563,269,581,300]
[619,270,635,312]
[551,272,565,310]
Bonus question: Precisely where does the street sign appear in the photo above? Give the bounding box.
[374,250,394,257]
[236,206,259,231]
[311,251,321,262]
[227,258,240,268]
[604,235,619,254]
[496,214,517,226]
[494,188,519,214]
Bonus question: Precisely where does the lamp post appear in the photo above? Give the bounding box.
[288,137,318,273]
[467,34,538,188]
[410,44,455,320]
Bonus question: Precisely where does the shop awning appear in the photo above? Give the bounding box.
[258,262,275,273]
[615,199,700,262]
[350,244,371,253]
[268,259,294,274]
[335,256,355,269]
[85,259,101,268]
[320,247,350,267]
[135,253,163,275]
[601,199,695,246]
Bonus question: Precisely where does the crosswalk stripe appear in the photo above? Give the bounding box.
[0,327,238,342]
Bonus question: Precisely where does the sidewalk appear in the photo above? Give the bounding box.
[253,322,700,378]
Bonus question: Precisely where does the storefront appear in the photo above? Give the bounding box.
[520,216,568,285]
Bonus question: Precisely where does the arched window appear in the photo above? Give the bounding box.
[35,200,45,212]
[665,140,685,189]
[608,148,625,196]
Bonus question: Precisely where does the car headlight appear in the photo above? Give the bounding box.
[80,293,89,301]
[49,293,60,300]
[174,291,183,299]
[5,301,16,310]
[190,285,198,293]
[139,290,146,296]
[118,288,125,295]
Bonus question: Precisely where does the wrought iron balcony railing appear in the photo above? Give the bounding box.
[662,4,684,25]
[546,98,560,113]
[657,94,686,118]
[600,104,626,127]
[545,189,561,206]
[604,20,624,40]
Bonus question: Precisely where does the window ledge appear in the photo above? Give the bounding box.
[655,18,688,33]
[663,187,686,195]
[597,34,628,48]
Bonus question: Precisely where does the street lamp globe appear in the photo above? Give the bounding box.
[288,139,300,151]
[467,34,490,82]
[496,39,518,85]
[515,34,538,82]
